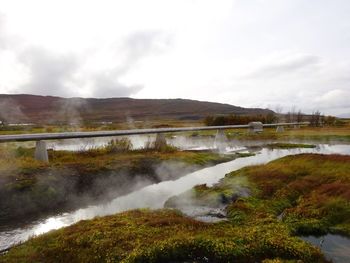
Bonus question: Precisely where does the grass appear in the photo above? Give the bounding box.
[226,124,350,142]
[0,209,325,263]
[163,153,350,261]
[0,120,203,135]
[168,123,350,143]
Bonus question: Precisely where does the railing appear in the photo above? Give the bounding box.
[0,122,309,162]
[0,122,308,143]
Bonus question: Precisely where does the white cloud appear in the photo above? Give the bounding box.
[0,0,349,116]
[315,89,350,108]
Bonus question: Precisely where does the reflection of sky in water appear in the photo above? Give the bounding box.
[47,135,153,151]
[1,144,350,252]
[302,234,350,263]
[47,135,247,152]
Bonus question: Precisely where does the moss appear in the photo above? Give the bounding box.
[0,209,325,263]
[164,153,350,261]
[179,154,350,238]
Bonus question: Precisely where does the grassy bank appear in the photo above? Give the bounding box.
[1,209,325,263]
[226,124,350,142]
[181,121,350,143]
[168,153,350,237]
[0,145,241,223]
[0,120,202,135]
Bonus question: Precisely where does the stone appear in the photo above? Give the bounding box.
[248,122,263,133]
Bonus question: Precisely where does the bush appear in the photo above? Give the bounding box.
[105,138,133,153]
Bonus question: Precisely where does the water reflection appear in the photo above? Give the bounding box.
[48,135,246,152]
[302,234,350,263]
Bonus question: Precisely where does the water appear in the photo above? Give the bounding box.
[47,134,246,152]
[1,144,350,252]
[302,234,350,263]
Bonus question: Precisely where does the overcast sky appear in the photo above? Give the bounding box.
[0,0,349,116]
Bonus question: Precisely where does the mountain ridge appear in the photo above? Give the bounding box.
[0,94,274,124]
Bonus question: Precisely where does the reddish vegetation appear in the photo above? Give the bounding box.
[0,94,273,124]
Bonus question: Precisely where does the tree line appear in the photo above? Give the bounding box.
[204,109,345,127]
[204,113,277,126]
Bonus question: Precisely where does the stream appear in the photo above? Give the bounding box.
[1,143,350,262]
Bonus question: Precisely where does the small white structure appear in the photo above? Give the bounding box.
[214,129,227,152]
[248,122,263,133]
[276,126,285,133]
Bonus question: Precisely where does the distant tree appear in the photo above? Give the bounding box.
[204,113,276,126]
[310,110,321,127]
[285,111,291,123]
[290,106,297,122]
[296,110,304,123]
[266,112,277,123]
[324,115,336,126]
[204,116,214,126]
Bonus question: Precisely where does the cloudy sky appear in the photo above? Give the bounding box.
[0,0,349,116]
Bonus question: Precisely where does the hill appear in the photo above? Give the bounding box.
[0,94,273,124]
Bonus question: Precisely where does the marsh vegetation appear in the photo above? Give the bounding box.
[4,153,350,262]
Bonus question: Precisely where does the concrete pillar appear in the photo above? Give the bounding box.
[35,140,49,162]
[248,122,263,134]
[276,126,285,133]
[154,133,167,151]
[214,129,227,152]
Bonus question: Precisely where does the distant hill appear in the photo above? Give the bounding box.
[0,94,274,124]
[337,113,350,119]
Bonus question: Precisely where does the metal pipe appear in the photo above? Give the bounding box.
[0,122,309,143]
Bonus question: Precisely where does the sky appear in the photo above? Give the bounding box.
[0,0,349,116]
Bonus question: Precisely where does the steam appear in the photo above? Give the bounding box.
[0,98,28,124]
[0,136,207,226]
[18,47,79,97]
[52,97,88,127]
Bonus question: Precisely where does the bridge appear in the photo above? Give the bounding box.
[0,122,308,162]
